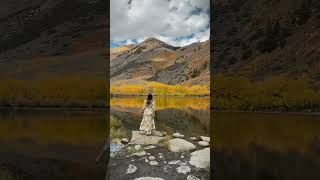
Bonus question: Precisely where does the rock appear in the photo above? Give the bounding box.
[134,177,164,180]
[147,153,151,155]
[158,153,163,156]
[200,136,210,142]
[110,144,123,158]
[181,155,184,158]
[132,150,146,157]
[149,161,158,166]
[148,156,156,160]
[176,165,191,174]
[189,148,210,170]
[145,159,149,163]
[190,137,197,141]
[198,141,209,147]
[168,160,181,165]
[144,145,156,150]
[173,132,185,138]
[187,175,200,180]
[126,164,137,174]
[121,138,129,144]
[130,131,165,145]
[153,130,165,137]
[169,138,196,153]
[135,145,142,151]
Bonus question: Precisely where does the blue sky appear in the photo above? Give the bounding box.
[111,0,210,48]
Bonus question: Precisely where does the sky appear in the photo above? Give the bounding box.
[111,0,210,48]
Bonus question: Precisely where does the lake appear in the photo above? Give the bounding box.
[110,96,210,138]
[213,112,320,180]
[0,109,108,180]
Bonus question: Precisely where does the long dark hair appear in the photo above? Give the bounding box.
[146,93,153,105]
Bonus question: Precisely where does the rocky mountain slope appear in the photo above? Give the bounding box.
[110,38,210,86]
[213,0,320,83]
[0,0,108,79]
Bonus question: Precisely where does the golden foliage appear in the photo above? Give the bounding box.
[213,74,320,111]
[110,81,209,97]
[0,77,107,108]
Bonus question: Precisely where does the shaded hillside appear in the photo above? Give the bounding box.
[0,0,108,108]
[110,37,210,86]
[213,0,320,83]
[0,0,108,79]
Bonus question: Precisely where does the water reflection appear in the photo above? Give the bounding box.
[111,96,210,137]
[213,112,320,180]
[0,109,107,180]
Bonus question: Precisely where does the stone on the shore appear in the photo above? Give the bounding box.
[169,138,196,153]
[121,138,129,144]
[198,141,209,147]
[200,136,210,143]
[176,165,191,174]
[187,175,200,180]
[190,137,197,141]
[135,145,142,151]
[126,164,137,174]
[134,177,164,180]
[149,161,158,166]
[145,159,149,163]
[168,160,181,165]
[132,150,146,157]
[130,131,165,145]
[144,145,156,150]
[148,156,156,160]
[173,132,185,138]
[189,148,210,170]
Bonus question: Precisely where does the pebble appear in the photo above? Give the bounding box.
[126,164,137,174]
[176,165,191,174]
[132,151,146,157]
[144,145,156,150]
[168,160,181,165]
[135,145,142,151]
[200,136,210,143]
[149,161,159,166]
[190,137,197,141]
[149,156,156,160]
[173,132,185,138]
[198,141,209,147]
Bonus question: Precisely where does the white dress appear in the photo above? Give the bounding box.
[139,100,155,135]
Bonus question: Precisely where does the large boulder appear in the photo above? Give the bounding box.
[130,131,165,145]
[169,138,196,153]
[189,148,210,170]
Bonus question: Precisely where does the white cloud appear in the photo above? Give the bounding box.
[111,0,210,47]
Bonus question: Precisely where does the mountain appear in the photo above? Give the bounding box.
[110,37,210,86]
[110,45,135,60]
[213,0,320,85]
[0,0,108,79]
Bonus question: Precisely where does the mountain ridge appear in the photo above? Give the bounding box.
[110,37,209,86]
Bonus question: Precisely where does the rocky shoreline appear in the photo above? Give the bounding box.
[109,131,210,180]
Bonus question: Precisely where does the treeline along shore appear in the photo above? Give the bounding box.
[213,74,320,112]
[0,76,108,108]
[110,81,210,97]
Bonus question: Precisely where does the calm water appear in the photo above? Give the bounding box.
[213,112,320,180]
[0,109,107,180]
[110,96,210,137]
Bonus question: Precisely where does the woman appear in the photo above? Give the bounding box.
[139,93,155,135]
